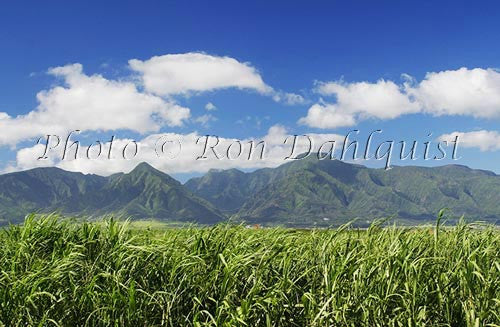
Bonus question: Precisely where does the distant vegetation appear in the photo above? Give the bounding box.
[1,158,499,226]
[0,214,498,326]
[186,158,500,225]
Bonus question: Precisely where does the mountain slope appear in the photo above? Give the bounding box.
[186,158,500,226]
[95,163,224,223]
[184,169,249,213]
[0,167,107,221]
[0,163,225,224]
[1,159,499,226]
[184,159,337,213]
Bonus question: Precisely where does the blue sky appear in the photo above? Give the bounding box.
[1,0,499,179]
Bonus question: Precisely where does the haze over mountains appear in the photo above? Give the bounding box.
[1,158,499,226]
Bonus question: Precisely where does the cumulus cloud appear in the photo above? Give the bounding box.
[7,125,345,176]
[13,144,58,171]
[0,53,307,147]
[407,68,500,118]
[317,80,420,119]
[438,130,500,152]
[205,102,217,111]
[298,102,359,129]
[129,52,304,105]
[129,52,274,96]
[0,63,190,146]
[299,79,420,128]
[300,67,500,129]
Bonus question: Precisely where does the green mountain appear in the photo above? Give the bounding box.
[1,159,499,226]
[186,158,500,226]
[0,167,107,221]
[94,163,223,223]
[184,160,322,213]
[0,163,224,225]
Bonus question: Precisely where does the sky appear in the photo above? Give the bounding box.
[1,0,500,181]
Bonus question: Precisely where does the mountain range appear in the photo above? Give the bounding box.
[1,158,499,226]
[0,163,223,225]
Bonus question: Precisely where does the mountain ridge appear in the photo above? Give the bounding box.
[0,163,225,225]
[0,160,499,226]
[185,159,500,226]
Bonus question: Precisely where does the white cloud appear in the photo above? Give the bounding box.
[129,52,304,105]
[300,67,500,129]
[205,102,217,111]
[299,80,420,128]
[8,125,345,176]
[0,63,190,146]
[315,80,420,119]
[407,67,500,118]
[129,52,274,96]
[0,53,307,146]
[438,130,500,152]
[298,102,357,128]
[193,114,217,127]
[272,92,306,105]
[0,53,308,148]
